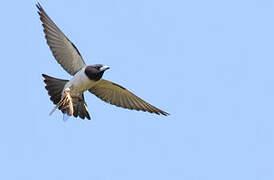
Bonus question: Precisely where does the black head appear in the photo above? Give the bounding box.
[84,64,110,81]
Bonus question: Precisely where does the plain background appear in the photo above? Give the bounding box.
[0,0,273,179]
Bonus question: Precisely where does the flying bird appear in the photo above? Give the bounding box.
[37,3,169,120]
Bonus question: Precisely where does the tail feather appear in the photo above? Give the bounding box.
[42,74,91,120]
[73,102,79,118]
[42,74,68,104]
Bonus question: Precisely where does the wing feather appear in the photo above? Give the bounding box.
[89,79,169,116]
[36,3,86,75]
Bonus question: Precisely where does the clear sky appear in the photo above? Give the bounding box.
[0,0,273,179]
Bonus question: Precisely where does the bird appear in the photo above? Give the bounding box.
[36,3,169,120]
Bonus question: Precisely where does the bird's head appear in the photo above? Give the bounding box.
[85,64,110,81]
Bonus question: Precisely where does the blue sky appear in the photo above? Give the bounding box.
[0,0,273,179]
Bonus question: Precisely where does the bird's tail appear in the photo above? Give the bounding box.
[42,74,91,120]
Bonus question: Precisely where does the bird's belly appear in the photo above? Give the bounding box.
[63,68,98,97]
[70,78,94,93]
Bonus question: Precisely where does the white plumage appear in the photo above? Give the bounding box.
[63,67,100,97]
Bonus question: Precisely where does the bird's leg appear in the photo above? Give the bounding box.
[49,88,74,116]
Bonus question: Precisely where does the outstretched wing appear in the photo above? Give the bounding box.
[89,79,169,115]
[37,3,86,75]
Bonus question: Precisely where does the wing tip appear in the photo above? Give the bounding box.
[152,110,170,116]
[36,2,42,12]
[161,111,170,116]
[41,73,47,78]
[36,2,42,9]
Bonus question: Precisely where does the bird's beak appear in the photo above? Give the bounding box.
[100,65,110,71]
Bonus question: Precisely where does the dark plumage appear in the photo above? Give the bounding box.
[42,74,90,119]
[85,65,106,81]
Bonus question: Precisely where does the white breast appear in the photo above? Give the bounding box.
[63,68,99,97]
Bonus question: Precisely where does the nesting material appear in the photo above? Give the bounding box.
[50,88,74,116]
